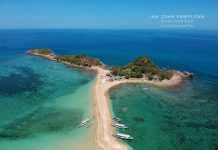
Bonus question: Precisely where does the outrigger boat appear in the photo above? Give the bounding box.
[113,117,122,122]
[78,118,91,128]
[86,121,94,128]
[114,133,133,140]
[113,123,128,129]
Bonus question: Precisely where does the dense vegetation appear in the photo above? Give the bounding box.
[111,56,173,80]
[30,48,53,55]
[28,48,173,80]
[55,54,103,67]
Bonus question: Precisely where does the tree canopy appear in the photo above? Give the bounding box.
[111,56,173,80]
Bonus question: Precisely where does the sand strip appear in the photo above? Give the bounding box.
[26,52,184,150]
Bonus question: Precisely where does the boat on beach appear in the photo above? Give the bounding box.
[114,133,133,140]
[113,123,128,129]
[78,118,92,128]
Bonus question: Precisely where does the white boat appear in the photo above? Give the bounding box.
[113,123,128,129]
[113,117,122,122]
[114,133,133,140]
[78,119,91,128]
[122,107,128,112]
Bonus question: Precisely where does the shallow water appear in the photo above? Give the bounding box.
[0,55,95,149]
[110,80,218,150]
[0,29,218,150]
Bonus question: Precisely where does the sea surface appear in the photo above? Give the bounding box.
[0,29,218,150]
[0,46,95,149]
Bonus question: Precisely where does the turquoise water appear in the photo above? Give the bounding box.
[0,55,95,149]
[110,80,218,150]
[0,29,218,149]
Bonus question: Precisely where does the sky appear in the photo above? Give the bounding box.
[0,0,218,29]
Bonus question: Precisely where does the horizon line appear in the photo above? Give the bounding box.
[0,28,218,31]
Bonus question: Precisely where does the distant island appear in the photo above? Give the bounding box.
[26,48,193,150]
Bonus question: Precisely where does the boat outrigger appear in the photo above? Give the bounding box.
[78,118,92,128]
[113,123,128,129]
[87,121,94,128]
[113,117,122,122]
[114,133,133,140]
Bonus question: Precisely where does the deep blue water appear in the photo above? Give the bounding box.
[1,29,218,80]
[0,29,218,149]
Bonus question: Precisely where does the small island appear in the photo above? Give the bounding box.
[26,48,192,81]
[26,48,193,150]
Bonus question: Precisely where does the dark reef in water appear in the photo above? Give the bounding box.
[133,117,145,123]
[0,107,84,139]
[0,66,43,96]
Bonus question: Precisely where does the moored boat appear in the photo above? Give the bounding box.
[113,117,122,122]
[114,133,133,140]
[113,123,128,129]
[78,118,91,128]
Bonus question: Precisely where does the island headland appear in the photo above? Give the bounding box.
[26,48,193,150]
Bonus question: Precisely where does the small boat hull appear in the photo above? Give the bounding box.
[113,133,133,140]
[113,117,122,122]
[78,118,92,128]
[112,124,128,129]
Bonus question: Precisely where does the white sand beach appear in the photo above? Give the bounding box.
[91,66,183,150]
[26,51,184,150]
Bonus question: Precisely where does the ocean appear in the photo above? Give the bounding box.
[0,29,218,150]
[0,46,95,149]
